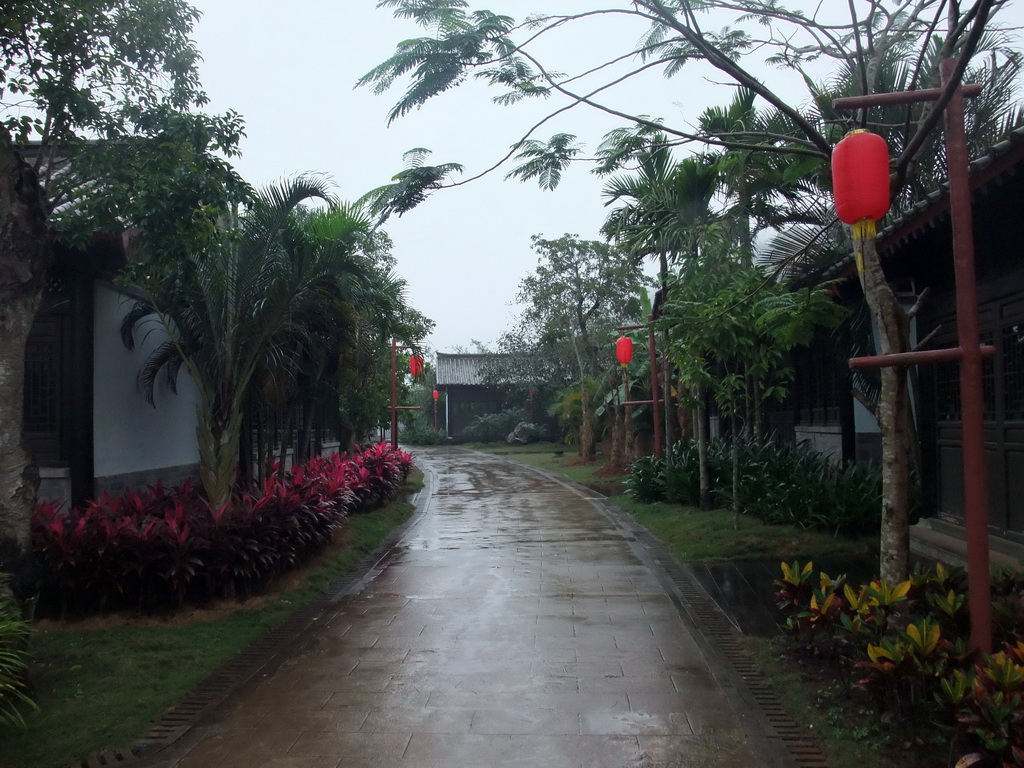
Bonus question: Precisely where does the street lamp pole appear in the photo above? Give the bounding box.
[617,317,663,458]
[835,61,993,652]
[389,340,422,449]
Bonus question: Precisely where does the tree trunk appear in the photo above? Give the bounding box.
[745,373,754,437]
[695,385,713,510]
[859,236,913,582]
[579,385,595,461]
[569,333,596,461]
[0,145,52,606]
[624,403,637,462]
[277,407,294,479]
[662,334,675,452]
[753,377,765,448]
[609,403,623,469]
[196,406,243,510]
[676,399,693,442]
[731,413,741,528]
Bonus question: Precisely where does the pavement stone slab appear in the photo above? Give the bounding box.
[146,447,791,768]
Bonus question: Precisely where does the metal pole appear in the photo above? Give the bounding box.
[942,57,991,652]
[648,315,663,457]
[390,339,398,449]
[834,60,992,653]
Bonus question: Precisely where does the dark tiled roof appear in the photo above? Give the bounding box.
[878,126,1024,252]
[821,126,1024,280]
[435,353,497,386]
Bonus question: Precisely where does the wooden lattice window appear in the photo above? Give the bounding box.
[1002,323,1024,420]
[23,316,63,463]
[792,333,841,425]
[933,332,996,422]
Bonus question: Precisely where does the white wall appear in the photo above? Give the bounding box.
[93,284,200,479]
[794,425,843,461]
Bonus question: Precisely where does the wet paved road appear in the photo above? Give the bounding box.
[165,447,785,767]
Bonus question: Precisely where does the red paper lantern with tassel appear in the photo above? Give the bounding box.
[832,129,891,240]
[409,354,423,378]
[616,336,633,367]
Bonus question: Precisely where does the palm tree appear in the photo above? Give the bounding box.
[698,88,822,267]
[600,138,721,270]
[242,203,385,480]
[121,176,373,508]
[600,137,722,470]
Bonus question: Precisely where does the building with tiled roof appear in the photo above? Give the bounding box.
[781,127,1024,552]
[435,353,511,439]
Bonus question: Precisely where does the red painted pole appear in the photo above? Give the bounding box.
[834,59,992,652]
[850,345,996,369]
[390,339,398,449]
[648,315,663,458]
[943,57,991,652]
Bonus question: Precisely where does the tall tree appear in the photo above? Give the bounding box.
[665,263,846,521]
[0,0,245,594]
[121,178,374,508]
[515,234,648,460]
[600,138,721,451]
[241,207,423,479]
[362,0,1019,581]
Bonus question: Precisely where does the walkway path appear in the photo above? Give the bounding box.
[156,447,792,768]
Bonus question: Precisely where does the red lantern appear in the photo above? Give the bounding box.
[409,354,423,378]
[832,129,891,240]
[432,389,439,401]
[616,336,633,367]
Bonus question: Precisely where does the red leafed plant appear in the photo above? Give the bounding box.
[30,447,415,616]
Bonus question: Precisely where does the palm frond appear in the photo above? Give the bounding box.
[358,152,464,222]
[505,133,584,190]
[357,9,515,124]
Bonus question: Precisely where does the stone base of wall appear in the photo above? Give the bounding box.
[95,462,200,496]
[794,425,842,461]
[38,467,71,507]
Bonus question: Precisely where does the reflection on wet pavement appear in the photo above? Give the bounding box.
[169,447,784,768]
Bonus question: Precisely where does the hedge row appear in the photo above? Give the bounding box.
[31,444,414,616]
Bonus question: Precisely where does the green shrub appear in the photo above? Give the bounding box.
[401,423,448,445]
[724,439,884,535]
[628,438,894,536]
[776,561,1024,768]
[664,440,701,505]
[0,578,36,728]
[461,408,526,443]
[626,455,666,503]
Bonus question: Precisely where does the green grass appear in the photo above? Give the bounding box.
[742,636,946,768]
[0,481,420,768]
[612,496,877,564]
[742,637,885,768]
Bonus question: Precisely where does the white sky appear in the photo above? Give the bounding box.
[189,1,1024,354]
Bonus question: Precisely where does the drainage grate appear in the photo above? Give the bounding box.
[77,750,136,768]
[619,523,830,768]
